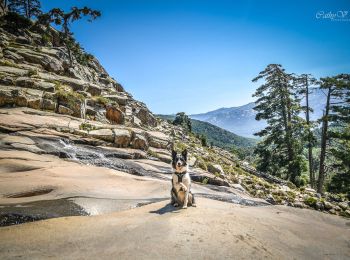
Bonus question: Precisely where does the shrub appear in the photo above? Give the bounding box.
[202,177,209,185]
[79,122,96,132]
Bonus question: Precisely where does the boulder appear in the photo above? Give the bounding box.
[15,77,35,88]
[58,105,73,115]
[113,128,131,148]
[323,201,333,210]
[34,81,56,92]
[146,131,170,149]
[42,99,56,111]
[131,133,148,150]
[137,108,157,127]
[106,106,124,124]
[207,164,224,175]
[89,129,114,142]
[338,202,348,211]
[104,94,128,105]
[87,84,102,96]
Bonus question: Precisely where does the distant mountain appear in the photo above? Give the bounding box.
[156,115,257,149]
[190,88,326,138]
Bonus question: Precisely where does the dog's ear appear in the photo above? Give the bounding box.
[182,149,187,161]
[172,149,177,160]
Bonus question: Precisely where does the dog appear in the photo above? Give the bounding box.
[170,149,196,209]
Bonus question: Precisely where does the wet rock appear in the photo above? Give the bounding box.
[106,106,124,124]
[113,128,131,148]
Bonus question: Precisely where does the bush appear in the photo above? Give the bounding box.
[79,122,96,132]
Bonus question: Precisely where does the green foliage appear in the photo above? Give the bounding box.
[93,96,110,107]
[252,64,307,185]
[37,6,101,65]
[173,112,192,133]
[304,196,318,207]
[79,122,96,132]
[202,177,209,185]
[328,125,350,197]
[55,83,84,108]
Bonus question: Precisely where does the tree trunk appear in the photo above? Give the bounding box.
[25,0,29,18]
[305,77,315,188]
[317,87,332,193]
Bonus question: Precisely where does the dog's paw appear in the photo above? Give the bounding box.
[182,205,187,209]
[192,203,197,207]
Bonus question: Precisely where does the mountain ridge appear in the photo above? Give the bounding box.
[190,88,326,137]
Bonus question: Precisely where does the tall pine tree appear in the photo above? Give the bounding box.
[326,74,350,196]
[318,74,350,193]
[252,64,306,185]
[295,74,318,188]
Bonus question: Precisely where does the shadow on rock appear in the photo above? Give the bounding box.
[149,203,182,215]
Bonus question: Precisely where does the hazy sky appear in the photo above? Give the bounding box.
[42,0,350,114]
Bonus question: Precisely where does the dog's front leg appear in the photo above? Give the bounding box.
[183,188,189,209]
[179,183,187,192]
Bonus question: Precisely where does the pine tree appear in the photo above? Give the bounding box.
[295,74,318,188]
[8,0,41,19]
[326,74,350,196]
[38,7,101,65]
[317,74,350,193]
[252,64,306,185]
[173,112,192,133]
[328,125,350,197]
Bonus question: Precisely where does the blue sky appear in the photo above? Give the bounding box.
[42,0,350,114]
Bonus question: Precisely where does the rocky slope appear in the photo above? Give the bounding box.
[0,15,349,259]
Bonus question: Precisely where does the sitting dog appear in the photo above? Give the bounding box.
[171,149,196,208]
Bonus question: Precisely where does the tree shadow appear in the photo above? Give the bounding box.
[149,203,181,215]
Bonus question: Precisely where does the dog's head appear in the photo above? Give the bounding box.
[172,149,188,172]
